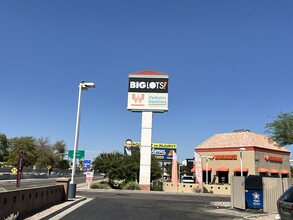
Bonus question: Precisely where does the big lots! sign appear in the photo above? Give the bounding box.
[127,70,169,112]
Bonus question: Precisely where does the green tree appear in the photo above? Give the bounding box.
[0,133,9,162]
[52,140,66,157]
[164,162,172,177]
[35,137,54,168]
[92,151,162,183]
[93,151,130,181]
[7,136,38,167]
[151,155,162,181]
[265,112,293,146]
[52,140,69,169]
[178,165,188,176]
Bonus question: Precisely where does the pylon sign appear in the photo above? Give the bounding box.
[127,70,169,112]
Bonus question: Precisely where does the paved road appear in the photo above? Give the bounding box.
[58,191,250,220]
[0,175,104,189]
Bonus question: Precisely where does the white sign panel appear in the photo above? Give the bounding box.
[127,93,168,112]
[86,171,94,182]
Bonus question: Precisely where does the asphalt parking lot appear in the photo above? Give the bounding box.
[26,188,277,220]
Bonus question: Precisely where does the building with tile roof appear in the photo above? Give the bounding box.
[194,130,291,184]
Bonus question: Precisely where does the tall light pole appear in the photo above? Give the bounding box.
[69,81,95,198]
[202,156,213,185]
[240,148,246,177]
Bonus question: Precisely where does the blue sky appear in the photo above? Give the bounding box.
[0,1,292,162]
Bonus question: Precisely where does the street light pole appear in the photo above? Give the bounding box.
[68,81,95,199]
[240,148,246,177]
[202,156,213,185]
[70,83,83,184]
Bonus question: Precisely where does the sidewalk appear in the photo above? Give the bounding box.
[210,202,278,220]
[25,180,104,220]
[25,196,87,220]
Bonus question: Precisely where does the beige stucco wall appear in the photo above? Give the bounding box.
[200,150,254,183]
[254,149,290,173]
[199,148,290,184]
[163,182,231,195]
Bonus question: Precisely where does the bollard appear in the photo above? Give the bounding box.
[68,183,77,199]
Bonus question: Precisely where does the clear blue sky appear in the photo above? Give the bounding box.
[0,1,292,162]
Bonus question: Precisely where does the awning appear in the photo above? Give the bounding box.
[258,168,268,173]
[269,169,279,174]
[233,167,248,172]
[215,167,229,172]
[280,169,291,175]
[191,167,195,173]
[202,167,212,171]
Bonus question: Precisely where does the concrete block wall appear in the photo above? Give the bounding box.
[163,182,231,195]
[0,185,64,219]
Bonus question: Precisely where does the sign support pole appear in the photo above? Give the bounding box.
[139,111,153,190]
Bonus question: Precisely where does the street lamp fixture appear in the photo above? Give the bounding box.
[202,156,213,185]
[69,81,95,198]
[239,148,246,177]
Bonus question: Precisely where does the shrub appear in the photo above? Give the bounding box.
[90,182,111,189]
[122,181,141,190]
[193,187,202,193]
[152,184,163,191]
[0,187,7,192]
[4,212,19,220]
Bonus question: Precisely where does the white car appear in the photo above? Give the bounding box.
[182,175,195,183]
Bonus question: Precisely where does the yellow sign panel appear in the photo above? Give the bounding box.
[132,142,177,149]
[47,165,52,170]
[11,167,17,174]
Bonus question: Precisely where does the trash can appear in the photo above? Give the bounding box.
[245,175,264,209]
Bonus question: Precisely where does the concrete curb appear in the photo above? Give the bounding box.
[77,187,230,198]
[243,213,278,219]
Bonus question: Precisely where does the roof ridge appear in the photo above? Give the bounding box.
[195,131,290,152]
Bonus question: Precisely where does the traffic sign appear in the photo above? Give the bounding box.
[11,167,17,174]
[83,160,91,171]
[68,150,85,159]
[86,171,94,182]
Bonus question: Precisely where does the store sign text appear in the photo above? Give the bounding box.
[264,155,282,163]
[213,154,237,160]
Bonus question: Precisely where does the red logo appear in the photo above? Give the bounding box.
[131,94,145,106]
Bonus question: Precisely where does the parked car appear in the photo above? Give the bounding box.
[276,186,293,220]
[181,175,195,183]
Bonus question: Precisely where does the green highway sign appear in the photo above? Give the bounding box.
[68,150,85,159]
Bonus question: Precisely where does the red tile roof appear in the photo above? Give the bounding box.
[202,167,212,171]
[129,70,168,76]
[280,169,291,174]
[258,168,268,173]
[233,167,249,172]
[215,167,229,172]
[195,131,290,153]
[269,169,279,173]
